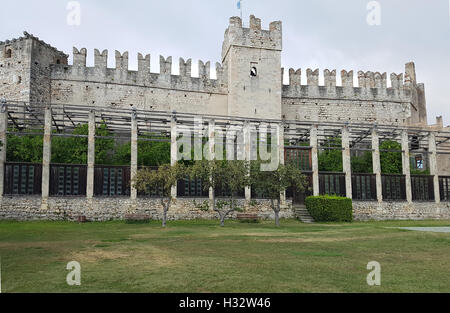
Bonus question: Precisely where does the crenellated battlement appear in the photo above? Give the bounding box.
[282,65,415,102]
[0,17,429,126]
[222,15,282,62]
[324,69,336,88]
[51,48,227,94]
[115,51,129,71]
[0,31,68,58]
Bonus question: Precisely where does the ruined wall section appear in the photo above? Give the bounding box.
[281,63,426,126]
[50,49,228,115]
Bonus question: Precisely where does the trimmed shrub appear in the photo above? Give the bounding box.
[305,195,353,222]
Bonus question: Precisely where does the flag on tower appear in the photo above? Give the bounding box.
[237,1,241,10]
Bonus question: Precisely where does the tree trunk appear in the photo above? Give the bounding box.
[271,198,280,226]
[211,189,216,211]
[216,194,236,227]
[161,198,171,228]
[162,210,167,228]
[275,199,281,227]
[274,209,280,227]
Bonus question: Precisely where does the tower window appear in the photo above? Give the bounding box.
[250,66,257,77]
[416,157,424,169]
[56,59,61,64]
[5,49,12,58]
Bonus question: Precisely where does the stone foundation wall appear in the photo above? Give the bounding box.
[0,196,294,222]
[2,196,450,222]
[353,201,450,221]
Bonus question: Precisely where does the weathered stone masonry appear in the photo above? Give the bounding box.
[0,16,428,126]
[1,15,450,221]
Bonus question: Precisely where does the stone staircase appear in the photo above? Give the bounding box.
[293,205,315,223]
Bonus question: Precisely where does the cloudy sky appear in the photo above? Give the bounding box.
[1,0,449,125]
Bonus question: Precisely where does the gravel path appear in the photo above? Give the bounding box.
[398,227,450,233]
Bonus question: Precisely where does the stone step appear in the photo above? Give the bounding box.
[293,205,315,223]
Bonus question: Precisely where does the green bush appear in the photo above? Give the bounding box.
[305,195,353,222]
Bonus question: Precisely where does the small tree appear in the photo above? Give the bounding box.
[251,161,308,226]
[190,160,249,227]
[133,163,186,227]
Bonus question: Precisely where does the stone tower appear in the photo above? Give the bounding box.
[0,32,68,104]
[222,15,282,119]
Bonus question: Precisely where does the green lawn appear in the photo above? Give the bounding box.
[0,219,449,293]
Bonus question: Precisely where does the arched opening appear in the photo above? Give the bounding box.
[5,49,12,58]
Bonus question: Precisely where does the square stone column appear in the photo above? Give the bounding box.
[86,110,95,199]
[278,123,286,204]
[130,109,138,200]
[170,116,177,199]
[0,103,7,199]
[401,130,412,203]
[208,119,215,201]
[428,132,440,203]
[341,126,352,199]
[244,121,251,201]
[371,128,383,202]
[310,125,319,196]
[41,106,52,210]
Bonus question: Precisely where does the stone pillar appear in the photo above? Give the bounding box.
[278,123,286,204]
[41,106,52,210]
[208,119,215,201]
[244,121,251,201]
[86,110,95,199]
[401,130,412,203]
[170,116,177,198]
[342,126,352,199]
[428,132,440,203]
[371,128,383,202]
[310,125,319,196]
[130,109,138,200]
[0,103,7,199]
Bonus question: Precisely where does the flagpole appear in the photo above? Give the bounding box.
[238,0,243,23]
[240,0,243,22]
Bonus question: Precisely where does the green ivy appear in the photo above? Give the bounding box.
[380,140,402,174]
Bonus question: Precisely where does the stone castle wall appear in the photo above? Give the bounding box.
[281,69,415,125]
[0,37,32,102]
[1,195,448,222]
[0,32,67,103]
[0,196,295,222]
[49,51,228,115]
[353,201,450,221]
[0,17,427,127]
[2,16,449,222]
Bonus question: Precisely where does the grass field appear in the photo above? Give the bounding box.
[0,219,449,293]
